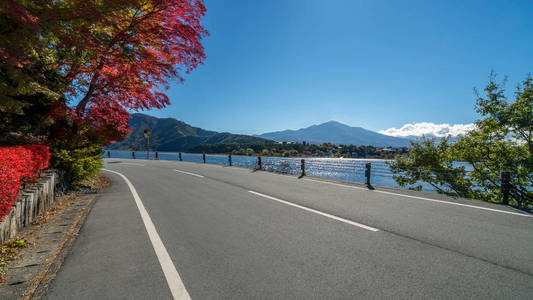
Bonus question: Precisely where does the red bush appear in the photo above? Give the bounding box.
[0,145,50,221]
[22,144,50,178]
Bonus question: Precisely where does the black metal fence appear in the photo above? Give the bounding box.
[106,150,524,205]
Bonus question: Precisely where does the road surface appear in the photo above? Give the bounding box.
[44,158,533,299]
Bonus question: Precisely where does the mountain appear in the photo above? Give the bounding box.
[106,114,271,151]
[257,121,411,147]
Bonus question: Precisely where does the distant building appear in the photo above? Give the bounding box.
[378,147,396,153]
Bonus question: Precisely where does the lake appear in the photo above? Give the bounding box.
[104,150,437,192]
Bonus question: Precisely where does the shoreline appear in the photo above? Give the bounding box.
[103,149,395,160]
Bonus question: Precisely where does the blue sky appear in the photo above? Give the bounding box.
[144,0,533,135]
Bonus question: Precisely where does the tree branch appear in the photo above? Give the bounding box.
[74,4,170,115]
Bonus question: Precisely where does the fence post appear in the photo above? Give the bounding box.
[155,151,158,160]
[202,152,206,163]
[179,152,182,161]
[501,170,510,205]
[107,151,110,158]
[257,156,262,170]
[365,163,371,186]
[132,151,135,159]
[301,159,306,176]
[228,154,232,166]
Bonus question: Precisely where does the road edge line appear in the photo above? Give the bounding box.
[304,178,532,218]
[102,168,191,300]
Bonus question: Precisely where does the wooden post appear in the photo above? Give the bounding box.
[301,159,306,176]
[132,151,136,159]
[202,152,206,163]
[155,151,158,160]
[179,152,182,161]
[258,156,262,170]
[147,136,150,160]
[107,151,110,158]
[228,154,232,166]
[365,163,371,186]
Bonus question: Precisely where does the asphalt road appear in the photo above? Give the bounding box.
[45,159,533,299]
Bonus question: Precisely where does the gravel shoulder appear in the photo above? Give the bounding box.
[0,173,109,300]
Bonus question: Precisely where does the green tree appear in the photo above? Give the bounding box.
[245,148,255,156]
[389,73,533,207]
[389,137,472,196]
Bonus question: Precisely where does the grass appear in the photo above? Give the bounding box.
[0,238,28,282]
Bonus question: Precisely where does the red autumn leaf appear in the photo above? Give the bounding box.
[1,0,208,143]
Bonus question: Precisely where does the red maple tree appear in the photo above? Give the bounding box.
[1,0,207,142]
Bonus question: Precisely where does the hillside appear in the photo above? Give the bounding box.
[257,121,411,147]
[106,114,271,151]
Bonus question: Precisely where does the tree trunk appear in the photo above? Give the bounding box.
[75,59,105,115]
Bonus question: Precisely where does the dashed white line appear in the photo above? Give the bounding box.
[173,169,204,178]
[102,169,191,300]
[248,190,379,232]
[304,178,532,218]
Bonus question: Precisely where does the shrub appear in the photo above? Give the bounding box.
[49,122,104,185]
[0,145,50,221]
[51,147,103,185]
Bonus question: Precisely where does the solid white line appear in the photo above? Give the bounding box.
[120,162,146,166]
[173,169,204,178]
[102,169,191,300]
[304,178,533,218]
[305,178,368,191]
[248,190,379,232]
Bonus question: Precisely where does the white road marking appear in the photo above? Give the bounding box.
[248,190,379,232]
[102,169,191,300]
[305,178,368,191]
[120,162,146,166]
[304,178,533,218]
[173,169,204,178]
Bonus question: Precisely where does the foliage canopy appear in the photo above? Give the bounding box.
[1,0,207,183]
[389,73,533,207]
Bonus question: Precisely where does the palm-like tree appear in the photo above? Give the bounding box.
[144,129,151,160]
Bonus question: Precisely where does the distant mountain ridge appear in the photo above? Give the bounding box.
[257,121,411,147]
[106,114,271,151]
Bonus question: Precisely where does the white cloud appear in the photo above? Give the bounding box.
[379,122,475,138]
